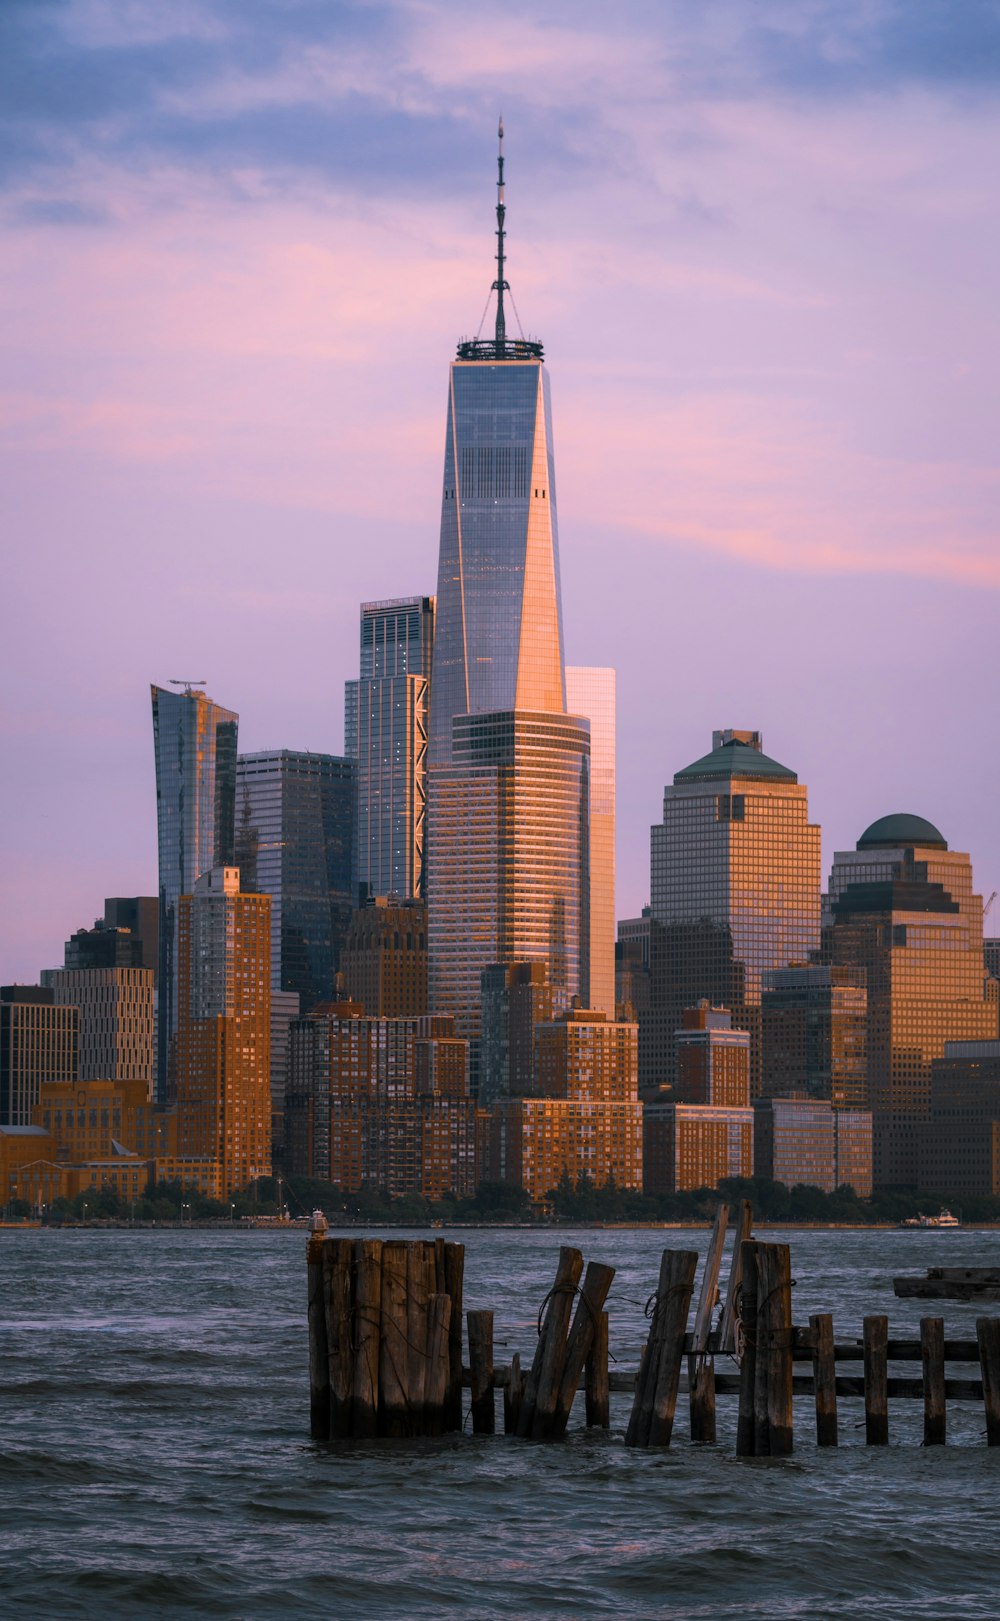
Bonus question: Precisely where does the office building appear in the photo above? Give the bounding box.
[345,596,435,902]
[643,1103,754,1195]
[103,898,159,982]
[761,965,868,1107]
[0,987,78,1127]
[339,897,428,1018]
[566,667,616,1017]
[175,868,271,1197]
[918,1040,1000,1197]
[753,1096,872,1196]
[616,910,651,1024]
[151,683,238,1102]
[34,1075,172,1162]
[47,967,155,1091]
[647,730,821,1096]
[675,1002,751,1107]
[426,128,590,1064]
[826,814,995,1186]
[60,920,145,973]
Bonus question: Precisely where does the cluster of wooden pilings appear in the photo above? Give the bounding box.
[306,1204,1000,1451]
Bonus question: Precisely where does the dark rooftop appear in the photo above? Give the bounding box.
[857,813,947,851]
[674,738,797,785]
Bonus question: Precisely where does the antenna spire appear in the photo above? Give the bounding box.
[493,116,507,350]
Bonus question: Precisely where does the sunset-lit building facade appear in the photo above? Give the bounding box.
[674,1001,751,1107]
[47,967,155,1092]
[339,897,428,1017]
[643,1102,754,1195]
[175,868,271,1196]
[760,965,868,1107]
[647,730,821,1096]
[0,987,78,1128]
[826,814,995,1186]
[345,596,435,903]
[151,684,238,1103]
[566,667,616,1017]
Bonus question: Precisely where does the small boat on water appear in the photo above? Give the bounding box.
[899,1207,961,1229]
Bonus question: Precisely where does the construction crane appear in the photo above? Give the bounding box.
[985,890,997,924]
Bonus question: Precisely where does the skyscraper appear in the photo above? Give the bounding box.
[566,667,616,1017]
[345,596,434,902]
[426,125,590,1061]
[175,867,271,1197]
[234,750,354,1010]
[826,813,995,1185]
[647,730,821,1095]
[0,987,78,1127]
[151,682,238,1103]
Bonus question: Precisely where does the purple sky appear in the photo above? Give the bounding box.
[2,0,998,982]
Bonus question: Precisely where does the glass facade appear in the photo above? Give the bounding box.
[345,596,434,902]
[235,750,354,1013]
[151,684,238,1104]
[826,824,995,1185]
[566,667,616,1016]
[429,360,565,765]
[647,733,821,1096]
[427,710,590,1069]
[761,965,868,1107]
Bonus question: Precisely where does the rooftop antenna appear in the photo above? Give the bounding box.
[494,116,507,353]
[169,679,207,695]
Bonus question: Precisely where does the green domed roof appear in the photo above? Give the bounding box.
[674,739,796,784]
[857,813,947,851]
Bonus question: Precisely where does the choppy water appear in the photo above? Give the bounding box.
[3,1224,1000,1619]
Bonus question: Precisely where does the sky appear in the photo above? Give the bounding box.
[1,0,999,982]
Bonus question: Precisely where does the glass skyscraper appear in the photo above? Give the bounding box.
[344,596,434,901]
[566,666,616,1016]
[151,683,238,1103]
[235,750,354,1011]
[426,127,590,1065]
[647,729,821,1096]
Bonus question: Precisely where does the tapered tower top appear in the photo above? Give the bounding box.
[457,120,544,361]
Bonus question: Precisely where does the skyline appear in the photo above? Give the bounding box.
[2,0,999,984]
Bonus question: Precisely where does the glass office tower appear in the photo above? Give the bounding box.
[426,126,590,1067]
[647,730,821,1096]
[345,597,434,901]
[235,750,354,1011]
[151,683,238,1103]
[566,667,616,1016]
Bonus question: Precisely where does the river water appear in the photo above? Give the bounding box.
[3,1224,1000,1619]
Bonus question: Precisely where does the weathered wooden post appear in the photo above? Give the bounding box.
[307,1228,330,1440]
[585,1311,610,1429]
[380,1240,412,1437]
[443,1242,465,1433]
[324,1237,355,1440]
[424,1293,452,1437]
[755,1243,793,1456]
[977,1317,1000,1446]
[920,1316,946,1446]
[407,1242,436,1434]
[625,1248,697,1448]
[809,1312,838,1447]
[468,1309,496,1434]
[719,1199,753,1354]
[518,1246,584,1439]
[735,1239,758,1457]
[863,1314,889,1446]
[352,1237,383,1438]
[689,1205,729,1443]
[550,1260,616,1438]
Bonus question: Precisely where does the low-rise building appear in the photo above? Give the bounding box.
[643,1102,753,1194]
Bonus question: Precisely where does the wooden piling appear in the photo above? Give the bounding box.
[735,1239,758,1457]
[976,1317,1000,1446]
[307,1234,330,1441]
[647,1250,697,1447]
[519,1245,584,1439]
[468,1309,496,1434]
[324,1237,355,1440]
[424,1293,451,1437]
[550,1260,616,1439]
[379,1240,411,1438]
[504,1351,524,1435]
[689,1206,729,1443]
[719,1198,753,1354]
[809,1312,838,1447]
[863,1314,889,1446]
[443,1242,465,1433]
[753,1243,793,1456]
[920,1317,946,1446]
[351,1237,382,1439]
[585,1311,610,1429]
[624,1339,651,1447]
[407,1242,435,1435]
